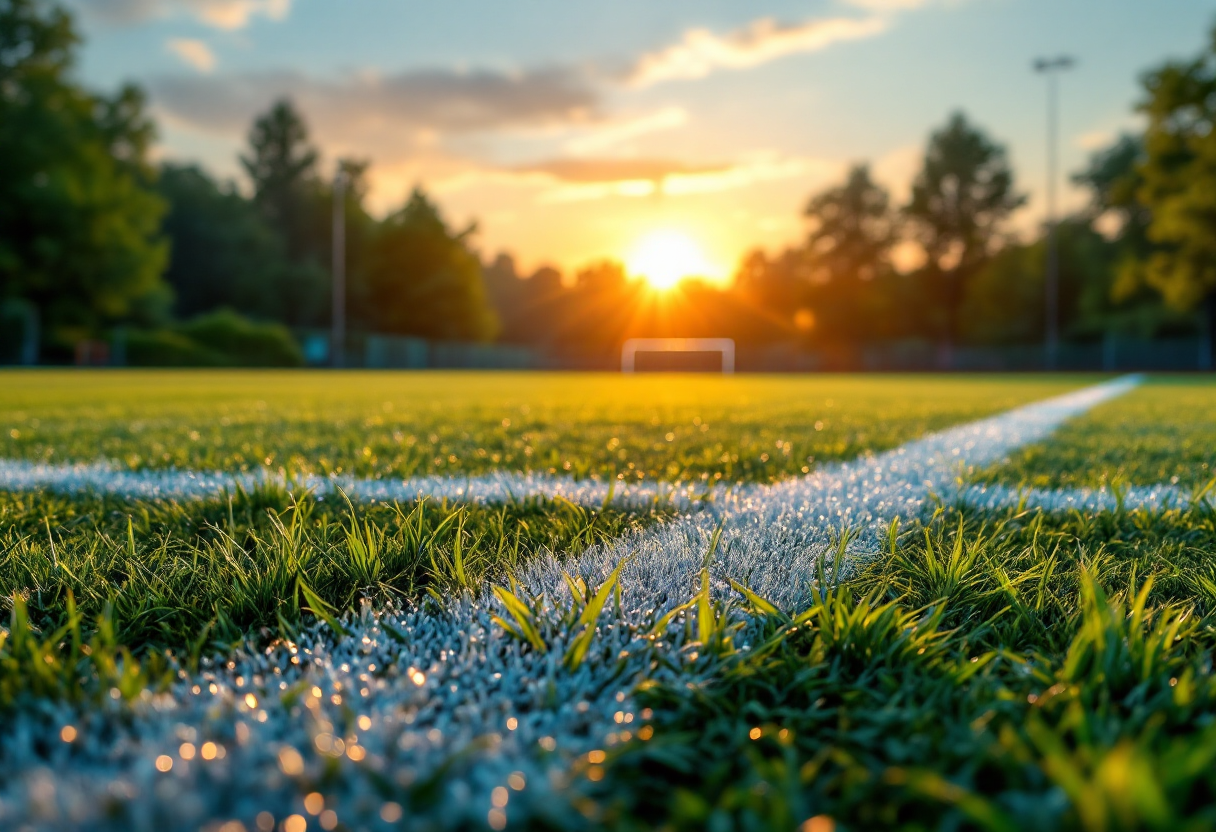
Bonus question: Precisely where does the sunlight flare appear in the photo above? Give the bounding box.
[625,230,722,290]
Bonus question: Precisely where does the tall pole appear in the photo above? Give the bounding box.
[1035,56,1074,370]
[331,167,346,369]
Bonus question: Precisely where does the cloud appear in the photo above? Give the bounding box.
[534,153,830,203]
[166,38,216,73]
[562,107,688,155]
[150,66,599,142]
[423,151,828,208]
[628,15,888,86]
[76,0,290,29]
[519,157,729,184]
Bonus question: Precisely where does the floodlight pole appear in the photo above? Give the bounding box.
[331,166,346,369]
[1035,55,1074,370]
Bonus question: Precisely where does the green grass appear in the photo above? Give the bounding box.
[0,370,1087,484]
[0,486,661,658]
[982,376,1216,489]
[6,370,1216,830]
[588,504,1216,831]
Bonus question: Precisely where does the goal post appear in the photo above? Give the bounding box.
[621,338,736,374]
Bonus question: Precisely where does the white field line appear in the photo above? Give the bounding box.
[0,457,699,509]
[0,376,1149,830]
[0,374,1176,518]
[959,482,1191,514]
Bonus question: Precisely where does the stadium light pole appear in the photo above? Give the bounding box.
[1034,55,1075,370]
[331,166,346,369]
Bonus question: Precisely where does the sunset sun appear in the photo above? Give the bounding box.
[626,230,720,291]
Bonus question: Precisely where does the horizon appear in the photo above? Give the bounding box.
[69,0,1215,279]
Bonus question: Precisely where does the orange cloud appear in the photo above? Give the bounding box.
[629,15,888,86]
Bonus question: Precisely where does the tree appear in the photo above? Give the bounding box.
[1071,135,1186,338]
[801,164,898,347]
[156,163,290,320]
[1130,26,1216,363]
[804,164,897,284]
[905,112,1024,360]
[237,99,347,327]
[362,188,497,341]
[240,99,319,262]
[0,0,168,355]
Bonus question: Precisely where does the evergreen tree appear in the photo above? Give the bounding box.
[240,99,319,261]
[238,99,333,326]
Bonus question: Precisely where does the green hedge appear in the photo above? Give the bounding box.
[124,311,303,367]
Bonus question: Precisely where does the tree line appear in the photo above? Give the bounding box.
[2,0,1216,366]
[1,0,494,364]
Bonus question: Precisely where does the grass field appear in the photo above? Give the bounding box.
[981,376,1216,489]
[1,370,1214,832]
[0,370,1084,483]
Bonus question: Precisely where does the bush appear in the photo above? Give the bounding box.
[124,310,304,368]
[124,328,226,367]
[178,309,303,367]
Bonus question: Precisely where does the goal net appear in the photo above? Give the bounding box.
[621,338,736,373]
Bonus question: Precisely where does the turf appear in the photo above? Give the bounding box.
[981,376,1216,489]
[0,486,661,659]
[5,371,1214,832]
[588,504,1216,830]
[0,370,1087,484]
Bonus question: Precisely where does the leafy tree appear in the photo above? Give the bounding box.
[800,164,899,347]
[1129,26,1216,361]
[156,163,289,320]
[1072,135,1187,338]
[905,112,1025,358]
[0,0,168,355]
[962,220,1123,345]
[803,164,897,284]
[362,188,497,341]
[1075,134,1150,244]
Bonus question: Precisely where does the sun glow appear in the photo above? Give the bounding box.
[626,230,722,291]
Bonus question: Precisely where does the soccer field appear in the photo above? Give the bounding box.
[1,371,1215,831]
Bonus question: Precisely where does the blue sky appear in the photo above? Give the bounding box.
[70,0,1216,276]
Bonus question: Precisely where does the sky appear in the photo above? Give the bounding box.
[69,0,1216,281]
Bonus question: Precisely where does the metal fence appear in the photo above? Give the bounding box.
[363,335,541,370]
[731,337,1212,373]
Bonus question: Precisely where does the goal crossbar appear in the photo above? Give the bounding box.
[621,338,736,373]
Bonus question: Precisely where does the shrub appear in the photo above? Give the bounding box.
[179,309,303,367]
[124,328,226,367]
[123,310,303,367]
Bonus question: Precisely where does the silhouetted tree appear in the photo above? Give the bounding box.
[0,0,168,355]
[800,164,899,348]
[237,100,342,326]
[804,164,897,284]
[905,112,1024,361]
[364,188,497,341]
[241,99,318,260]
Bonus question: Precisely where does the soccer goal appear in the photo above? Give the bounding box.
[621,338,736,373]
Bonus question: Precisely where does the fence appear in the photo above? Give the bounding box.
[363,335,542,370]
[7,328,1210,372]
